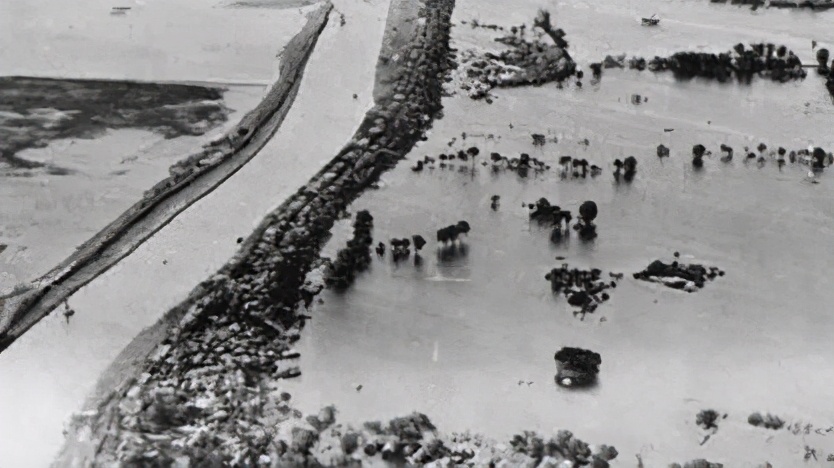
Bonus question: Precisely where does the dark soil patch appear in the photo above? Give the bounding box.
[0,76,229,172]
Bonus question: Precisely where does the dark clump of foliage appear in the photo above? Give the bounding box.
[646,42,806,84]
[696,409,727,431]
[325,210,374,289]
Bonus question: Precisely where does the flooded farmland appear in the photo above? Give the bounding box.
[1,0,833,466]
[284,0,834,465]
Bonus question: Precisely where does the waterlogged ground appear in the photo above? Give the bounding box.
[286,1,834,466]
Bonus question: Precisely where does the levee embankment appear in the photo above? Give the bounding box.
[0,2,333,354]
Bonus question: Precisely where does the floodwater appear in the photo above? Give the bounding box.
[0,0,391,466]
[0,0,315,83]
[287,1,834,466]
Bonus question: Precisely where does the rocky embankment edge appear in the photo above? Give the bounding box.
[0,2,333,354]
[56,1,621,466]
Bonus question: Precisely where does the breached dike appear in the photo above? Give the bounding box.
[55,1,620,463]
[57,0,462,464]
[56,0,621,463]
[0,2,333,354]
[455,10,577,101]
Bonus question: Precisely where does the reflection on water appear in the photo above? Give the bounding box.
[287,3,834,464]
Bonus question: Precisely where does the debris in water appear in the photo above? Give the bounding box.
[633,257,723,292]
[62,301,75,323]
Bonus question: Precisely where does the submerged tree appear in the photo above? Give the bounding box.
[533,9,568,49]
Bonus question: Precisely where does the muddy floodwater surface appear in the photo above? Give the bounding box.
[291,88,834,465]
[286,1,834,465]
[0,0,833,465]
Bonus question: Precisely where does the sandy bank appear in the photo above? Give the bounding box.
[0,2,333,353]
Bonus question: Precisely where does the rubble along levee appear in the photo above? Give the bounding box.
[56,0,463,465]
[0,2,333,354]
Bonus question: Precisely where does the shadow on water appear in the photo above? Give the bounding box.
[436,243,469,263]
[553,374,601,393]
